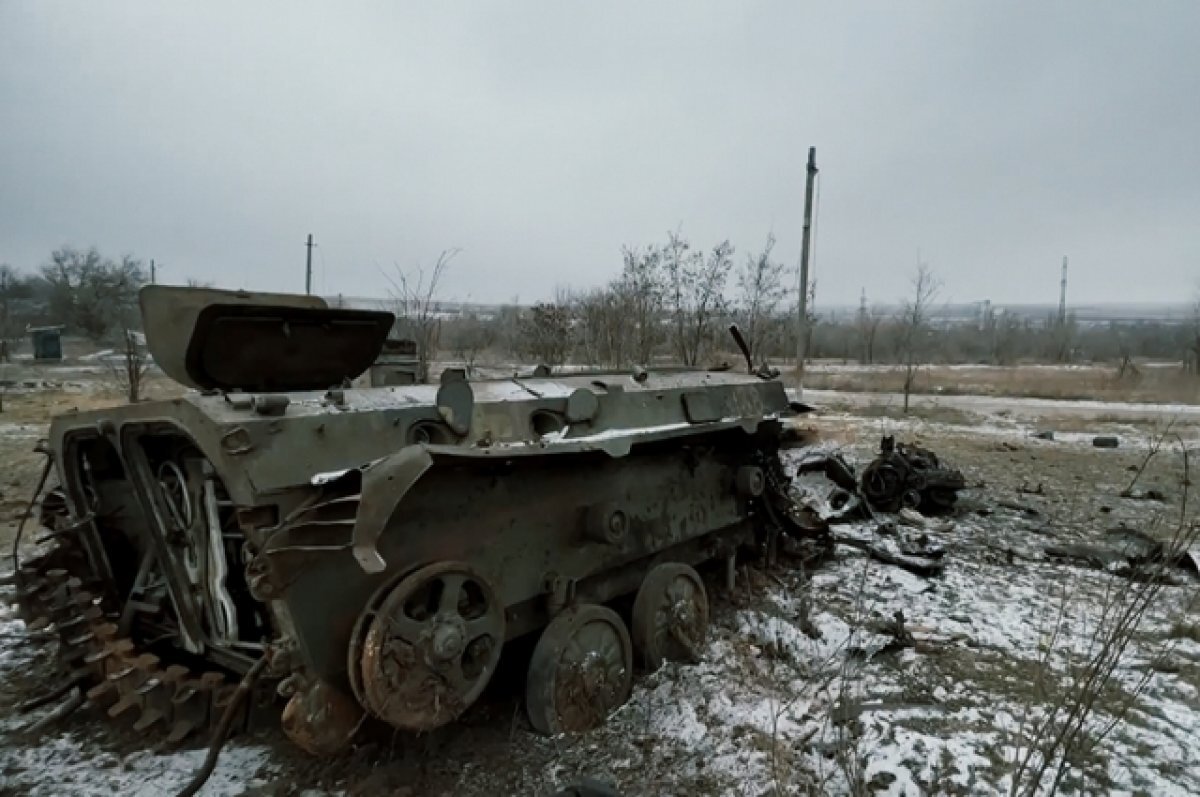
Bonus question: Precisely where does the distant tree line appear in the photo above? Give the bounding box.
[0,246,146,343]
[433,232,1200,376]
[436,230,797,372]
[6,241,1195,383]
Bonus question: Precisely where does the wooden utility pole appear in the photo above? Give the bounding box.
[150,259,157,284]
[305,234,314,295]
[796,146,818,384]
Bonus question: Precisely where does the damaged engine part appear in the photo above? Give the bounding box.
[11,285,824,756]
[859,436,965,514]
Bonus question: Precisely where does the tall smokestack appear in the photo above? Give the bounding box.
[1058,256,1068,327]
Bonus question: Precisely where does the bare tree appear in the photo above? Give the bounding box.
[0,264,26,345]
[445,312,497,376]
[573,288,629,367]
[387,249,457,383]
[519,301,573,367]
[1051,313,1076,363]
[735,234,789,365]
[855,302,885,365]
[663,233,734,366]
[896,265,940,413]
[42,247,145,339]
[616,245,665,364]
[1185,295,1200,375]
[107,328,150,403]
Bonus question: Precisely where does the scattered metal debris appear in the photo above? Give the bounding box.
[831,525,946,578]
[549,778,623,797]
[1046,526,1199,582]
[860,436,965,514]
[996,500,1040,517]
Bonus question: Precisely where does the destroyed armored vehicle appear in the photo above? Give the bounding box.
[15,286,816,755]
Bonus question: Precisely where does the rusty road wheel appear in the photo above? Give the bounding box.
[346,570,403,710]
[526,604,632,735]
[357,562,504,731]
[631,562,708,670]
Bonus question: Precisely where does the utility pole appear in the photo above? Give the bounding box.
[1058,255,1068,327]
[150,259,156,284]
[305,234,314,295]
[796,146,818,385]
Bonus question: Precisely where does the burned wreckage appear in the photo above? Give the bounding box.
[13,286,824,755]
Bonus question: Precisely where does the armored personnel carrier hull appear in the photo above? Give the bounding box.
[13,286,817,755]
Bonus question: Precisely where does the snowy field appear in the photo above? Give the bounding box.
[2,394,1198,796]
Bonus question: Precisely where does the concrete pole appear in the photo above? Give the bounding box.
[796,147,818,386]
[305,234,314,295]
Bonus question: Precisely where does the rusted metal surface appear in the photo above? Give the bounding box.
[14,286,822,756]
[630,563,708,670]
[525,605,632,734]
[860,435,966,513]
[351,446,433,574]
[356,562,504,730]
[280,678,364,756]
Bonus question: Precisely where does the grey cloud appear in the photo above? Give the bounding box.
[1,1,1197,307]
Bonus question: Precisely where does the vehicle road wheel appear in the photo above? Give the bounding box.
[526,604,632,734]
[357,561,504,731]
[631,562,708,670]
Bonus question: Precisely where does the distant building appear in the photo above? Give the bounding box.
[28,325,65,361]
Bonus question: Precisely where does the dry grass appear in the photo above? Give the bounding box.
[802,363,1200,405]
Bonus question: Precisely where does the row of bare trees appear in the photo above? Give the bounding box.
[411,244,1200,390]
[549,231,794,369]
[393,231,797,374]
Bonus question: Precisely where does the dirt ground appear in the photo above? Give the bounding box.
[1,377,1198,796]
[801,361,1200,406]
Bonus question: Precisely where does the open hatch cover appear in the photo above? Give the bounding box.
[140,285,395,392]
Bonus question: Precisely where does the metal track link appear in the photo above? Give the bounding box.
[11,548,240,748]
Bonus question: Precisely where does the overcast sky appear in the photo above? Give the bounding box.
[2,2,1197,307]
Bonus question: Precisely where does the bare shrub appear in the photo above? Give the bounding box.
[1006,438,1199,795]
[855,298,886,365]
[107,328,149,403]
[896,265,940,413]
[388,249,456,383]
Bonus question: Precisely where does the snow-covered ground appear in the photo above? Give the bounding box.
[471,436,1200,796]
[800,388,1200,424]
[2,399,1198,796]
